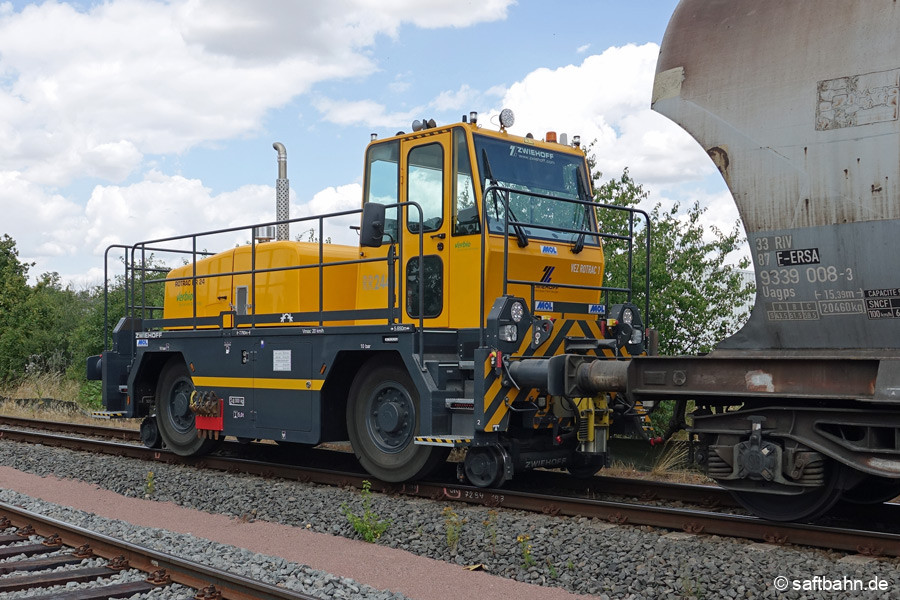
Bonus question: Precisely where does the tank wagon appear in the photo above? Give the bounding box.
[635,0,900,520]
[87,110,654,489]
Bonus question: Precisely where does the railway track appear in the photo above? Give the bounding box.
[1,415,898,560]
[0,501,319,600]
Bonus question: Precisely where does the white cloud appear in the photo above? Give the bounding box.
[0,0,515,186]
[0,170,83,266]
[576,43,591,54]
[431,84,478,112]
[82,172,268,258]
[316,43,716,193]
[314,98,425,129]
[317,84,481,129]
[298,184,363,245]
[68,173,363,284]
[494,43,715,189]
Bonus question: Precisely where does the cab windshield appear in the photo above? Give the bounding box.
[473,134,596,244]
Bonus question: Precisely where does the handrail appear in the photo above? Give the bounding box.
[101,186,651,362]
[101,202,430,364]
[482,183,652,329]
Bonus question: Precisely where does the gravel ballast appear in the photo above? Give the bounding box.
[0,439,898,599]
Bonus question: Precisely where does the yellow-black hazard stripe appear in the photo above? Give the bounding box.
[480,318,634,433]
[414,437,472,447]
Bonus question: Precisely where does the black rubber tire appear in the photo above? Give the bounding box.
[347,356,448,482]
[155,358,219,457]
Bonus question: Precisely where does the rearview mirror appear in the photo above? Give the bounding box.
[360,203,386,248]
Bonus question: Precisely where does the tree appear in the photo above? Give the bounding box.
[0,235,33,381]
[593,169,755,356]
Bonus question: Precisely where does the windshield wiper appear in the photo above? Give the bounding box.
[481,149,528,248]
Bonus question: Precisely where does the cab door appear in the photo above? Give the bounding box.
[401,132,452,328]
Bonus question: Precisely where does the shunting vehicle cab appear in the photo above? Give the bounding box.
[87,108,652,488]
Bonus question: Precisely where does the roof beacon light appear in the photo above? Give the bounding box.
[499,108,515,130]
[371,133,378,141]
[546,131,557,143]
[573,135,581,148]
[469,111,478,125]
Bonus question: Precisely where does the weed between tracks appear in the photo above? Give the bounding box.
[342,480,391,543]
[442,506,466,553]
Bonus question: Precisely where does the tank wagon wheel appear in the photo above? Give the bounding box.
[730,460,849,522]
[155,358,219,457]
[840,475,900,505]
[347,356,449,482]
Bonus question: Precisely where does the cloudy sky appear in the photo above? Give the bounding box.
[0,0,735,286]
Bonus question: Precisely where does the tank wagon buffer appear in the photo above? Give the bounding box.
[87,109,656,490]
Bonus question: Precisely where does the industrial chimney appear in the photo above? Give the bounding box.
[273,142,289,241]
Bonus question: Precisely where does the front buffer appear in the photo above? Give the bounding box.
[453,295,646,488]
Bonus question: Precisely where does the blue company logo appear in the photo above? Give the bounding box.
[588,304,606,315]
[137,339,149,347]
[540,245,558,255]
[535,301,554,312]
[540,265,555,283]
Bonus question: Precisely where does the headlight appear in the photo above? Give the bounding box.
[499,324,518,343]
[510,301,524,323]
[622,308,633,325]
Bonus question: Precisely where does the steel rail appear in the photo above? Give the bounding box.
[2,423,898,558]
[0,501,318,600]
[0,414,141,442]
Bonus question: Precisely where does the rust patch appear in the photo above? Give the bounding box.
[542,504,561,516]
[146,568,172,585]
[857,545,885,557]
[106,555,130,571]
[682,522,705,534]
[707,146,730,177]
[764,532,789,545]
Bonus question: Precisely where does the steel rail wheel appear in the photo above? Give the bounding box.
[731,460,849,522]
[155,358,218,457]
[347,356,448,482]
[840,475,900,505]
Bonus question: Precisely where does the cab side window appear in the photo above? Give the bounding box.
[453,128,479,235]
[407,143,443,233]
[364,141,399,243]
